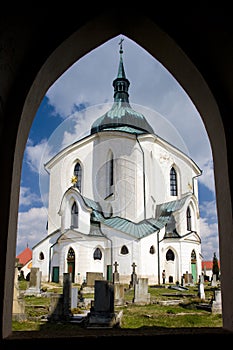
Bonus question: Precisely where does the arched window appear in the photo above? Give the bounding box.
[110,154,114,187]
[149,245,155,254]
[71,202,78,228]
[187,206,192,231]
[106,151,114,198]
[39,252,44,260]
[191,249,196,262]
[170,167,177,196]
[74,162,82,192]
[120,245,129,255]
[93,247,102,260]
[67,247,75,261]
[67,247,75,282]
[166,249,175,261]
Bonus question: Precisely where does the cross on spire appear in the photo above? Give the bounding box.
[119,38,124,54]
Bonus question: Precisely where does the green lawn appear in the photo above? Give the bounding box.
[12,281,222,332]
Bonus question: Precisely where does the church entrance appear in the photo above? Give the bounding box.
[191,249,197,282]
[67,247,75,282]
[52,266,59,283]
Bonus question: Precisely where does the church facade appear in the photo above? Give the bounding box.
[32,42,202,286]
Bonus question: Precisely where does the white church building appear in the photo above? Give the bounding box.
[32,41,202,286]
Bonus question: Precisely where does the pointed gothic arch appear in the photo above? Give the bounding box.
[74,161,82,192]
[71,201,79,228]
[67,247,75,282]
[1,10,232,340]
[170,166,178,196]
[186,206,192,231]
[106,149,114,198]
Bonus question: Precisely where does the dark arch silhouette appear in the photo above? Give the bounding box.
[1,7,233,343]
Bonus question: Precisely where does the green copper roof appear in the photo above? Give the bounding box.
[91,39,154,135]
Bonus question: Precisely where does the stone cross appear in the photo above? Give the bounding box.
[114,261,119,273]
[132,262,137,274]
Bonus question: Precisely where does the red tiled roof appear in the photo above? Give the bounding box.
[202,260,220,270]
[16,247,32,266]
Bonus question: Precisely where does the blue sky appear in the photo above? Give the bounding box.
[16,35,219,261]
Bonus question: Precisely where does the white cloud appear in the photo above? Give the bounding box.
[200,200,218,222]
[199,199,219,261]
[16,207,48,255]
[19,187,42,207]
[25,138,50,173]
[199,216,219,261]
[198,159,216,193]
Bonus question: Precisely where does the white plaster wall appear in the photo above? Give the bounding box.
[92,132,145,222]
[161,239,202,283]
[51,237,109,283]
[46,137,94,234]
[60,192,91,234]
[32,231,61,281]
[140,136,201,208]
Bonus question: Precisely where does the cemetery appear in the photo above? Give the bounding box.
[12,262,223,334]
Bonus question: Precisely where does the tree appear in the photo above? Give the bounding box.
[212,252,220,280]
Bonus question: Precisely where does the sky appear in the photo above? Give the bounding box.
[16,34,219,262]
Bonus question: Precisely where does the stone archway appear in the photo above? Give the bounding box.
[2,11,232,338]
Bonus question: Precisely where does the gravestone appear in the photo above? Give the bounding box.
[86,280,122,328]
[211,274,217,287]
[129,262,137,288]
[63,272,72,320]
[86,272,104,287]
[12,263,26,321]
[212,289,222,314]
[48,294,64,322]
[25,267,41,296]
[48,273,72,322]
[198,274,205,300]
[183,272,193,285]
[133,278,150,304]
[113,261,119,283]
[71,286,79,309]
[114,283,125,306]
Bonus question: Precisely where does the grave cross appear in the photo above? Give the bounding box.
[132,262,137,274]
[114,261,119,273]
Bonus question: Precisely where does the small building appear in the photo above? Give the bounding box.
[16,246,32,280]
[202,260,220,281]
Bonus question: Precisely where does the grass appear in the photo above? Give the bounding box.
[12,281,223,333]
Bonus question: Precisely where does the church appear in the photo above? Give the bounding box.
[32,41,202,286]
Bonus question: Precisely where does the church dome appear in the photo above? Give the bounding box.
[91,39,154,135]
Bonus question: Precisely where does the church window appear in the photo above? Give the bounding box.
[93,247,102,260]
[120,245,129,255]
[67,247,75,261]
[149,245,155,254]
[187,206,192,231]
[71,202,78,228]
[166,249,175,261]
[170,167,177,196]
[191,249,196,262]
[74,162,82,192]
[110,156,114,186]
[39,252,44,260]
[106,151,114,197]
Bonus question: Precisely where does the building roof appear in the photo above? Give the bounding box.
[82,193,191,239]
[102,216,162,239]
[90,39,154,136]
[202,260,220,270]
[16,246,32,266]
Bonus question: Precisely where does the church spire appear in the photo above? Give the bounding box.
[113,38,130,103]
[90,38,154,135]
